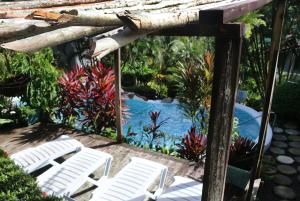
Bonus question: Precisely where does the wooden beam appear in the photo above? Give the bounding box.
[246,1,287,200]
[0,0,112,11]
[1,26,116,53]
[202,23,244,201]
[114,48,123,143]
[198,0,272,24]
[152,23,243,37]
[90,27,149,59]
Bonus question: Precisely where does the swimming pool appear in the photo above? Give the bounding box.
[123,97,272,149]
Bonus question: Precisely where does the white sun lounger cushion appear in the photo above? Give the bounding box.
[11,135,83,173]
[37,147,113,197]
[90,157,168,201]
[157,176,203,201]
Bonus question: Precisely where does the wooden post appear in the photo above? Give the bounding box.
[202,24,244,201]
[246,1,287,200]
[114,48,123,143]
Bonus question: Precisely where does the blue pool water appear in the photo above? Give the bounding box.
[123,98,260,144]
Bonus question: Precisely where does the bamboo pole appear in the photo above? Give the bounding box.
[0,19,56,42]
[117,0,234,31]
[27,10,123,27]
[114,48,123,143]
[246,1,287,200]
[118,11,199,31]
[0,0,223,19]
[0,0,112,11]
[1,26,116,53]
[90,27,149,59]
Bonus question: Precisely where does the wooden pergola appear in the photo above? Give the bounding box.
[0,0,288,200]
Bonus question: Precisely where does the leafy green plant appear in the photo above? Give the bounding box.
[147,81,168,99]
[18,49,62,122]
[0,50,21,83]
[231,117,240,142]
[125,85,158,100]
[0,49,61,122]
[272,81,300,123]
[175,51,213,133]
[101,127,118,140]
[237,12,266,39]
[0,147,62,201]
[17,105,38,125]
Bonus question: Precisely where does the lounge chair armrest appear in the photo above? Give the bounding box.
[145,188,164,200]
[86,176,109,187]
[49,160,60,167]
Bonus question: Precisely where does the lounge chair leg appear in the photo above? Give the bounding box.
[148,167,168,200]
[63,195,75,201]
[103,157,112,177]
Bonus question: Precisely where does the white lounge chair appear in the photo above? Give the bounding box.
[11,135,83,173]
[157,176,203,201]
[89,157,168,201]
[37,147,113,198]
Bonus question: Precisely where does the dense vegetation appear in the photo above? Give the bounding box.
[0,148,62,201]
[0,1,299,162]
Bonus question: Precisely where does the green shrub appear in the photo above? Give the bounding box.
[147,81,168,99]
[0,148,62,201]
[1,49,62,122]
[122,72,136,87]
[272,81,300,123]
[126,85,157,99]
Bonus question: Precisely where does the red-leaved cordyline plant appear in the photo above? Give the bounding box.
[143,111,169,145]
[229,136,256,170]
[177,127,207,162]
[59,62,127,133]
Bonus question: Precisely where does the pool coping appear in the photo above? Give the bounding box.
[235,103,273,151]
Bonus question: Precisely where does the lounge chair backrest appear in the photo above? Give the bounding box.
[90,157,168,201]
[157,176,203,201]
[11,135,83,173]
[37,147,113,197]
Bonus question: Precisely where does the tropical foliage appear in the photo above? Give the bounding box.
[121,36,214,99]
[58,62,123,133]
[229,136,256,170]
[126,111,169,146]
[177,127,207,162]
[272,80,300,123]
[174,51,213,133]
[0,148,62,201]
[0,49,61,122]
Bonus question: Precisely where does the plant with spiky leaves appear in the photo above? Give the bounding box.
[229,136,256,170]
[177,127,207,162]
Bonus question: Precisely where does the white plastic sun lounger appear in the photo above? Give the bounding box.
[10,135,83,173]
[157,176,203,201]
[37,147,113,198]
[89,157,168,201]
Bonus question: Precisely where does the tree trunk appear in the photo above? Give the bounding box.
[90,27,149,59]
[1,26,116,53]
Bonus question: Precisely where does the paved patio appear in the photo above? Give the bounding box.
[260,121,300,201]
[0,123,205,201]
